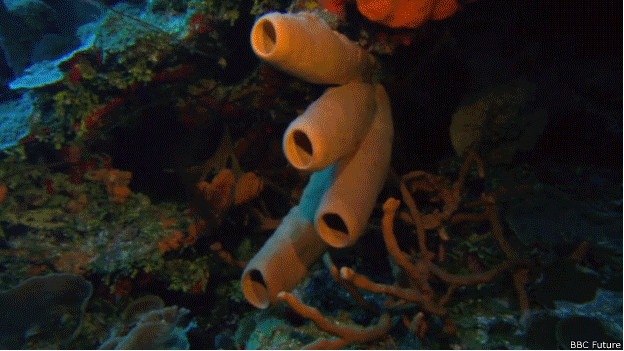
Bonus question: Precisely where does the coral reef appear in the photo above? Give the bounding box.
[0,0,620,349]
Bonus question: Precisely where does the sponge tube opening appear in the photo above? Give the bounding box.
[251,18,278,57]
[241,269,270,309]
[286,129,315,169]
[318,213,350,248]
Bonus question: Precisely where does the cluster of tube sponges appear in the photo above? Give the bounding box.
[241,12,393,309]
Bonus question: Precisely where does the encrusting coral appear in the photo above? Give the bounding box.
[449,80,548,164]
[355,0,478,28]
[317,0,478,28]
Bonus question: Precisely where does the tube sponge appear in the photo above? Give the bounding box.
[315,84,393,248]
[241,167,334,308]
[243,10,395,309]
[250,12,375,85]
[283,81,376,171]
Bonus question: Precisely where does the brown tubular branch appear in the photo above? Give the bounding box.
[210,242,247,268]
[439,284,458,307]
[449,211,489,224]
[456,150,485,188]
[340,267,447,316]
[482,193,532,314]
[513,268,531,314]
[426,257,530,286]
[381,198,433,295]
[482,194,516,258]
[391,168,435,260]
[277,291,392,348]
[322,253,376,313]
[309,152,532,341]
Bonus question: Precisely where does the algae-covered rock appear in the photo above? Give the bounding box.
[505,191,623,251]
[531,259,600,308]
[0,273,92,349]
[450,79,548,164]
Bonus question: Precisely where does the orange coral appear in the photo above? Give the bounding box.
[187,13,213,35]
[82,97,125,132]
[53,251,94,275]
[210,242,247,268]
[0,184,7,203]
[67,193,88,213]
[197,169,236,212]
[187,218,207,240]
[158,219,205,254]
[91,169,133,204]
[356,0,476,28]
[160,218,178,229]
[197,169,264,212]
[110,185,132,204]
[189,278,208,294]
[158,230,185,254]
[233,172,264,205]
[319,0,348,16]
